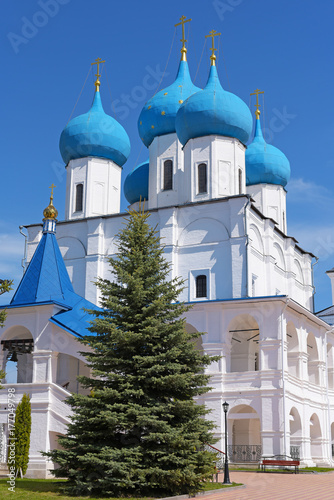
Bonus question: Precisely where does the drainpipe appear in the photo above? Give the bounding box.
[19,226,27,274]
[244,196,251,297]
[311,257,319,313]
[281,297,290,457]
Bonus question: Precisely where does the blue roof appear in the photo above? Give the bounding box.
[11,232,74,306]
[124,159,149,205]
[49,294,98,338]
[59,91,130,167]
[175,65,252,146]
[138,60,201,147]
[245,118,290,187]
[9,229,98,338]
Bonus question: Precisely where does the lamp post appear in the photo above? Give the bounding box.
[222,401,231,484]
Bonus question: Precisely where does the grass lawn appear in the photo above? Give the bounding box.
[202,481,242,490]
[301,467,334,473]
[0,478,241,499]
[0,479,149,500]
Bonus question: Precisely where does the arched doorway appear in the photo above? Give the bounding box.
[289,407,302,459]
[185,323,203,352]
[310,413,322,462]
[228,315,260,373]
[229,404,261,462]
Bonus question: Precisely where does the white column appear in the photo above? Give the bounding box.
[32,351,53,383]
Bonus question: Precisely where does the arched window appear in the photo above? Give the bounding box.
[163,160,173,191]
[198,163,207,194]
[238,169,243,194]
[75,183,83,212]
[196,275,207,298]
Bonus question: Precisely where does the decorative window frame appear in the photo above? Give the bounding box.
[189,269,211,301]
[194,161,209,199]
[74,182,84,213]
[161,157,174,192]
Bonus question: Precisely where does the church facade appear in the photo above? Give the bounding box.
[1,23,334,477]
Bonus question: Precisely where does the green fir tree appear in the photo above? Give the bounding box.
[9,393,31,477]
[0,279,13,328]
[45,207,220,497]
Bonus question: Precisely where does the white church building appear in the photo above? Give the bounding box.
[1,23,334,477]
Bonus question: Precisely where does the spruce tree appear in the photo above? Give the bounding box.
[45,207,219,497]
[0,279,13,328]
[9,393,31,477]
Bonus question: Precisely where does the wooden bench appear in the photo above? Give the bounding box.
[260,457,300,473]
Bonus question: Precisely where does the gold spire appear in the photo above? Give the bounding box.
[250,88,264,119]
[43,183,58,220]
[91,57,106,92]
[175,15,192,62]
[205,29,221,66]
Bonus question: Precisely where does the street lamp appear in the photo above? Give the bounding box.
[222,401,231,484]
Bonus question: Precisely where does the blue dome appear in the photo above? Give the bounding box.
[138,60,201,147]
[124,159,149,205]
[246,118,290,186]
[175,65,252,146]
[59,91,130,166]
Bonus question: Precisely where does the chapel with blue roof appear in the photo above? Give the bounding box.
[1,17,334,476]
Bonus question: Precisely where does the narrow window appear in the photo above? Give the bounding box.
[163,160,173,191]
[75,183,83,212]
[196,275,207,298]
[198,163,207,194]
[252,274,257,296]
[238,169,243,194]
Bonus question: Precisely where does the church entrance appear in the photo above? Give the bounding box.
[310,413,322,462]
[289,407,302,459]
[228,404,262,462]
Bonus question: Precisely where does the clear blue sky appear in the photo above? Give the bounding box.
[1,0,333,311]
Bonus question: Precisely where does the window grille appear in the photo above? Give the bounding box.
[196,275,207,298]
[238,169,243,194]
[75,183,83,212]
[163,160,173,191]
[198,163,207,193]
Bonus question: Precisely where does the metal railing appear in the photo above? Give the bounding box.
[228,445,262,462]
[290,446,300,459]
[205,444,225,469]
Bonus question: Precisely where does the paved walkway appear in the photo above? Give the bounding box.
[204,471,334,499]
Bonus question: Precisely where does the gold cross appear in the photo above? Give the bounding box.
[205,30,221,66]
[49,183,56,203]
[250,88,264,119]
[175,16,192,61]
[91,57,106,92]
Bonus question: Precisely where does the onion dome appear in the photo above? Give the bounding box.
[175,64,252,146]
[138,60,201,147]
[43,196,58,220]
[42,184,58,233]
[59,66,130,166]
[246,113,290,187]
[124,159,149,205]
